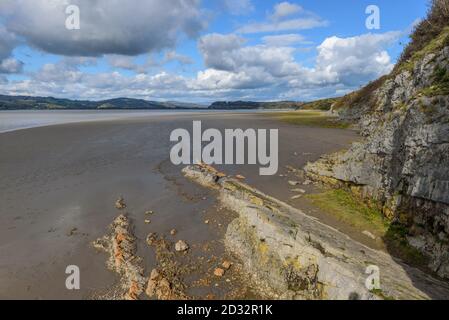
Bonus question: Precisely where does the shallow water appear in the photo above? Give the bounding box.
[0,110,196,133]
[0,109,280,133]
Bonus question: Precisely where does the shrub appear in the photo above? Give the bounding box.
[395,0,449,69]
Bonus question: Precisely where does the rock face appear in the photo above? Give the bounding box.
[305,34,449,279]
[183,165,449,300]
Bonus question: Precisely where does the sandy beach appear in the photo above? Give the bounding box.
[0,111,358,299]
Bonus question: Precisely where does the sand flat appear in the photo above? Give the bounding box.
[0,111,357,299]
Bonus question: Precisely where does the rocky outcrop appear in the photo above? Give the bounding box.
[183,164,449,300]
[93,214,147,300]
[305,31,449,279]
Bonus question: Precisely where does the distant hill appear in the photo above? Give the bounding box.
[0,95,302,110]
[0,95,204,110]
[209,100,302,110]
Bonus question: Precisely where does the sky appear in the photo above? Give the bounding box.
[0,0,429,103]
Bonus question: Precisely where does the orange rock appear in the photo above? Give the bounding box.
[214,268,225,277]
[126,281,141,300]
[222,260,233,270]
[216,172,227,178]
[235,175,245,180]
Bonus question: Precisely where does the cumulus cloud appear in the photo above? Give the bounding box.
[314,31,401,86]
[0,26,22,73]
[0,30,402,102]
[0,0,205,57]
[0,57,23,74]
[198,33,302,77]
[271,2,303,21]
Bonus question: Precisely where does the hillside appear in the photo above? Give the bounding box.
[209,100,302,110]
[305,0,449,280]
[0,95,300,111]
[0,95,206,110]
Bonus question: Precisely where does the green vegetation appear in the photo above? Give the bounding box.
[397,26,449,75]
[396,0,449,69]
[305,189,428,268]
[330,0,449,114]
[306,189,389,236]
[298,98,340,111]
[272,111,350,129]
[370,289,395,301]
[332,75,388,112]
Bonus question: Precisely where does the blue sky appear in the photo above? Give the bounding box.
[0,0,428,102]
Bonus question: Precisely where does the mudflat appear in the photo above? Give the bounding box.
[0,111,357,299]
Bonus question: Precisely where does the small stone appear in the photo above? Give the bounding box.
[146,279,157,297]
[144,219,151,224]
[145,210,154,215]
[175,240,189,252]
[146,233,157,246]
[291,188,306,193]
[214,268,225,277]
[288,181,300,186]
[291,195,302,200]
[204,220,210,224]
[115,197,126,210]
[235,175,246,180]
[222,260,232,270]
[67,227,78,236]
[150,269,161,281]
[303,180,312,185]
[170,229,177,236]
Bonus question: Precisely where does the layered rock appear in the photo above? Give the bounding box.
[306,31,449,279]
[183,164,449,300]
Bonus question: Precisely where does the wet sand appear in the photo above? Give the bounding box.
[0,112,358,299]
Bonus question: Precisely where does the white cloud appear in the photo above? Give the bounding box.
[236,2,326,34]
[237,17,327,34]
[0,0,205,57]
[271,2,303,21]
[314,31,401,86]
[0,30,402,102]
[0,25,22,73]
[0,57,23,74]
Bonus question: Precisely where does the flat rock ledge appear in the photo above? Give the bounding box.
[183,164,449,300]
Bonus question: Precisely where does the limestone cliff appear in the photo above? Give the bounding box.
[305,24,449,279]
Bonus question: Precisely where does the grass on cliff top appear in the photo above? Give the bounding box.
[306,189,389,236]
[306,189,428,268]
[272,111,350,129]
